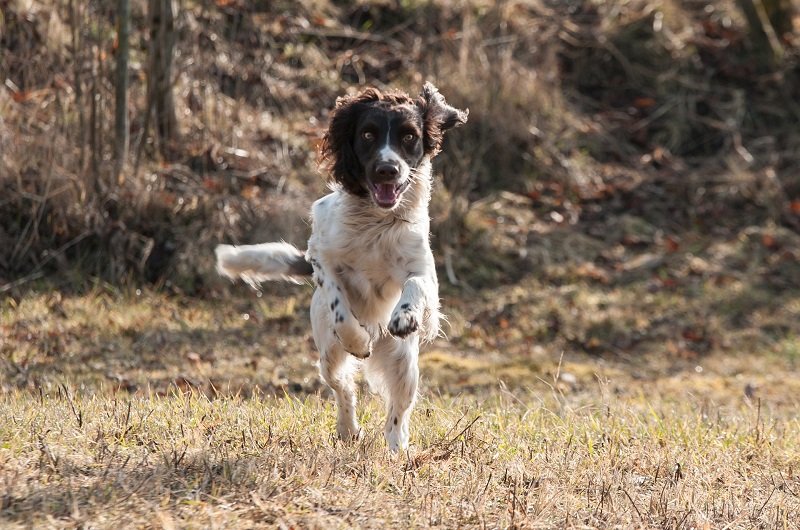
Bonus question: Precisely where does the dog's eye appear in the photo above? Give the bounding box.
[403,134,416,143]
[362,131,374,142]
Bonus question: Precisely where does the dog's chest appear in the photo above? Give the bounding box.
[341,223,408,292]
[333,220,421,319]
[310,190,429,323]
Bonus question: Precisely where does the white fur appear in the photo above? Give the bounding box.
[378,144,407,174]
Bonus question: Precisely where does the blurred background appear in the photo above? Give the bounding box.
[2,0,800,396]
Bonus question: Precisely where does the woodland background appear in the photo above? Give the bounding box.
[1,0,798,296]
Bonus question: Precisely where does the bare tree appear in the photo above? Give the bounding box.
[144,0,178,160]
[114,0,131,184]
[68,0,87,173]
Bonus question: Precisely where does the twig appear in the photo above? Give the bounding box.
[622,488,643,522]
[444,246,459,285]
[447,415,481,447]
[753,486,777,520]
[293,27,402,48]
[0,271,45,294]
[441,412,467,441]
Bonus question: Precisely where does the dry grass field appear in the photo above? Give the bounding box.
[2,278,800,528]
[2,376,799,528]
[3,0,800,527]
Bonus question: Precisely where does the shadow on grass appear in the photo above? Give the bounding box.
[1,450,279,524]
[2,293,322,398]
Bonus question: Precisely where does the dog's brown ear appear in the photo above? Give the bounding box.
[320,90,380,196]
[418,82,468,157]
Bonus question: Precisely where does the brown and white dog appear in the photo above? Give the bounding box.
[215,83,467,451]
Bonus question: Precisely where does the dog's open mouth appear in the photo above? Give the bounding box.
[367,180,407,209]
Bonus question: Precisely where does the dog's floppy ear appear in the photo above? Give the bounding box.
[418,82,469,157]
[320,90,379,196]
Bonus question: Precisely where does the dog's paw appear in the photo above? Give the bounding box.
[388,303,419,338]
[384,422,409,453]
[337,421,363,443]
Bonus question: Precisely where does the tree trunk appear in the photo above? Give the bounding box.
[114,0,131,184]
[68,0,87,173]
[147,0,178,159]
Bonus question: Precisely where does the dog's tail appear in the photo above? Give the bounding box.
[215,242,313,289]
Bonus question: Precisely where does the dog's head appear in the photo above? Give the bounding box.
[320,82,468,209]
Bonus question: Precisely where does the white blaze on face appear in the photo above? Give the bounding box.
[367,118,413,209]
[377,128,409,180]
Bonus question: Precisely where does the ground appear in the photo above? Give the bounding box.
[2,271,800,527]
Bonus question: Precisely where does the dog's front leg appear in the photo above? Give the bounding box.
[388,272,439,342]
[311,259,373,358]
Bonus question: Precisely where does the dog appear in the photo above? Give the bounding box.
[215,83,467,451]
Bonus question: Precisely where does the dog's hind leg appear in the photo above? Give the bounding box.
[309,257,373,358]
[311,289,362,441]
[364,336,420,452]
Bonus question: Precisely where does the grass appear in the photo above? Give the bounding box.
[3,289,800,528]
[2,381,799,528]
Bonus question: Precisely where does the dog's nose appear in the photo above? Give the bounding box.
[375,163,399,181]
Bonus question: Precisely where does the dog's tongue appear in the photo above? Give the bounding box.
[374,183,398,205]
